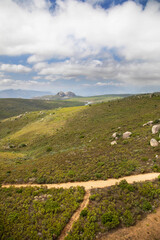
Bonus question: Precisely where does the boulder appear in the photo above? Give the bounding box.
[150,138,158,147]
[112,132,117,138]
[111,141,117,145]
[123,131,132,139]
[143,121,153,127]
[152,124,160,134]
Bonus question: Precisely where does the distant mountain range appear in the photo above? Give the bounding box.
[0,89,52,99]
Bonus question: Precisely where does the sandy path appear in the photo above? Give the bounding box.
[58,190,90,240]
[2,173,160,190]
[100,207,160,240]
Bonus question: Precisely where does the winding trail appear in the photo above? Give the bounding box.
[2,172,160,240]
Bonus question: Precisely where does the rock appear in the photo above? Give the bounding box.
[152,124,160,134]
[57,91,66,97]
[56,91,76,98]
[150,138,159,147]
[143,121,153,127]
[111,141,117,145]
[28,177,36,183]
[112,132,117,138]
[123,131,132,139]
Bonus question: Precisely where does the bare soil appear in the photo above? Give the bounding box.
[100,207,160,240]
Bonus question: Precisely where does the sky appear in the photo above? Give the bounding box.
[0,0,160,96]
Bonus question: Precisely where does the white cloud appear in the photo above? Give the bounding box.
[33,58,160,86]
[0,0,160,91]
[0,0,159,62]
[95,81,123,86]
[0,78,50,90]
[0,64,32,73]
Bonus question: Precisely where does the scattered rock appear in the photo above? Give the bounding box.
[150,138,159,147]
[123,131,132,139]
[28,177,36,183]
[112,132,117,138]
[34,194,52,201]
[152,124,160,134]
[143,121,153,127]
[111,140,117,145]
[14,114,23,120]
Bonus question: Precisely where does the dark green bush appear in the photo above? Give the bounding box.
[122,210,135,227]
[80,209,88,217]
[141,201,152,211]
[101,211,120,229]
[46,147,52,152]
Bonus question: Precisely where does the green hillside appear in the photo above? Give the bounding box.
[0,94,159,184]
[37,93,130,103]
[68,94,130,103]
[0,98,84,120]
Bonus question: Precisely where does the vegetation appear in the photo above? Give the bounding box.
[0,186,85,240]
[0,94,159,184]
[68,94,130,103]
[0,98,84,120]
[36,93,129,103]
[66,179,160,239]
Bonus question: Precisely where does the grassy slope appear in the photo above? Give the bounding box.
[0,186,85,240]
[39,94,129,103]
[0,98,84,120]
[0,95,160,183]
[68,94,130,103]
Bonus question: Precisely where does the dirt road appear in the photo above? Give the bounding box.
[2,172,160,190]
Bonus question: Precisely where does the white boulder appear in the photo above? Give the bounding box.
[152,124,160,134]
[123,131,132,139]
[143,121,153,127]
[112,132,117,138]
[111,141,117,145]
[150,138,159,147]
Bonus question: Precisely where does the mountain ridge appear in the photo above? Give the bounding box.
[0,89,52,99]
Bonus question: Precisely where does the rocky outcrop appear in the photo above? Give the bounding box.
[56,91,76,98]
[152,124,160,134]
[143,121,153,127]
[111,140,117,145]
[112,132,117,138]
[150,138,158,147]
[123,131,132,139]
[57,91,66,97]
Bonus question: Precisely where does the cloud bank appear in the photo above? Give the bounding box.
[0,0,160,93]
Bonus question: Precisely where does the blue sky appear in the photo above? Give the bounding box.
[0,0,160,95]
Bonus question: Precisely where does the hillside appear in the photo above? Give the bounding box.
[0,89,52,98]
[35,92,130,103]
[0,94,159,184]
[0,98,84,120]
[0,93,160,240]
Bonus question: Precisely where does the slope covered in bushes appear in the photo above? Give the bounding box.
[0,94,159,184]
